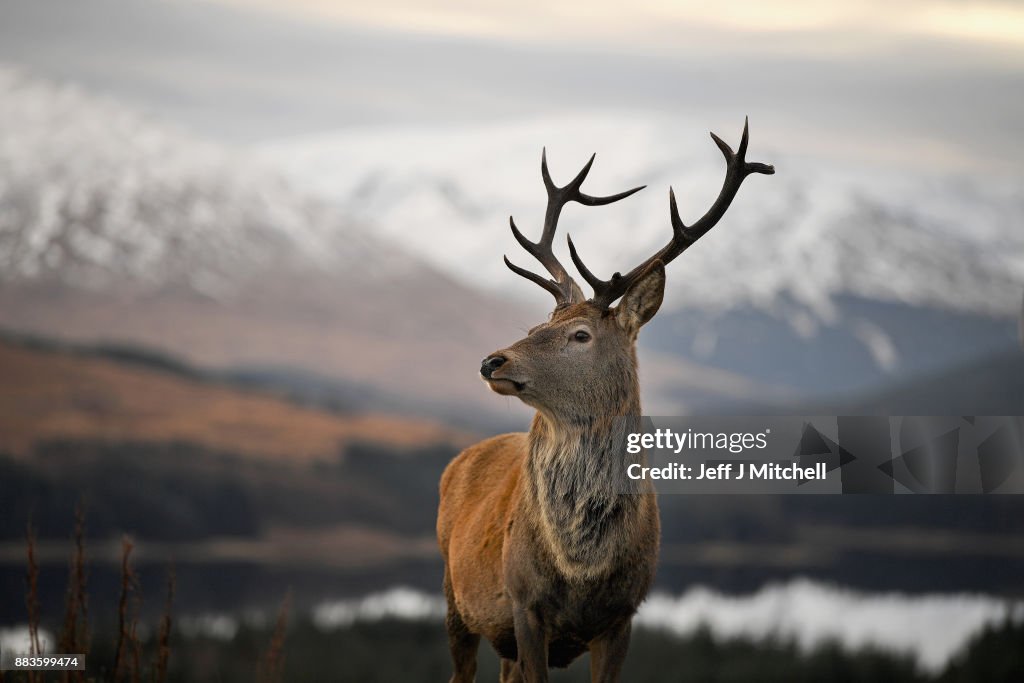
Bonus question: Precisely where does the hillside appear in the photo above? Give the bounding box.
[261,116,1024,398]
[826,345,1024,415]
[2,334,1023,618]
[0,336,468,606]
[0,337,467,461]
[0,66,532,420]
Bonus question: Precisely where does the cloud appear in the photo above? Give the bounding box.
[211,0,1024,54]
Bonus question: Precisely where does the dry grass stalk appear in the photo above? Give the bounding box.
[25,521,41,683]
[257,591,292,683]
[12,513,176,683]
[129,617,142,683]
[112,537,141,683]
[59,503,90,683]
[151,568,175,683]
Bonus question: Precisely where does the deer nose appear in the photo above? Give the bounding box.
[480,355,507,378]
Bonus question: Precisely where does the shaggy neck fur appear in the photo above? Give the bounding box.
[525,359,651,581]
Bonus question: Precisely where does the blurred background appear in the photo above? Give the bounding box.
[0,0,1023,680]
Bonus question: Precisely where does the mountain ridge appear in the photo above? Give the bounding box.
[0,65,542,418]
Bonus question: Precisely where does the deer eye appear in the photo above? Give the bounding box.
[573,330,592,343]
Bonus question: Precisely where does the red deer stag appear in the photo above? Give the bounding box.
[437,119,773,682]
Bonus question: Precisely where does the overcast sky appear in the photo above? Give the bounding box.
[0,0,1021,173]
[217,0,1024,55]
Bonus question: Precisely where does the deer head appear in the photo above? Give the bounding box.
[480,119,774,420]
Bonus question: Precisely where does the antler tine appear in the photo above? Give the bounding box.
[577,117,774,308]
[505,148,645,306]
[503,254,564,301]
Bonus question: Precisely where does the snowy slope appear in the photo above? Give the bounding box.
[0,66,544,417]
[259,115,1024,324]
[3,63,1017,408]
[0,65,428,299]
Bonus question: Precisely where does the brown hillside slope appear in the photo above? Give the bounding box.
[0,340,468,460]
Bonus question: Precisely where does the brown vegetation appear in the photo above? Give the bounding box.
[12,512,312,682]
[111,538,140,683]
[14,514,181,683]
[25,523,40,683]
[0,340,466,461]
[152,570,174,683]
[58,504,90,683]
[0,261,525,414]
[257,592,291,683]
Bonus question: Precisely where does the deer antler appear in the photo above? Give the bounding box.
[568,117,774,309]
[505,149,645,306]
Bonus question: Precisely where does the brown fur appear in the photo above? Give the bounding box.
[437,266,665,682]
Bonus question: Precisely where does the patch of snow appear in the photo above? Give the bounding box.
[313,587,447,629]
[306,580,1022,674]
[0,625,55,657]
[850,319,900,371]
[177,613,240,641]
[636,579,1023,674]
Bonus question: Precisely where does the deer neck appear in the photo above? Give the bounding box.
[524,383,650,581]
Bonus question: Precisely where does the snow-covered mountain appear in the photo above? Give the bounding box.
[0,66,541,418]
[0,66,431,297]
[259,116,1024,401]
[259,115,1024,321]
[3,63,1019,415]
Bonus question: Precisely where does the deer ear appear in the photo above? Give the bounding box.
[614,261,665,336]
